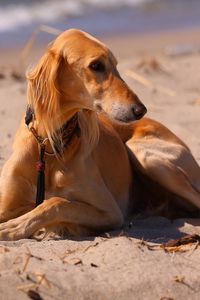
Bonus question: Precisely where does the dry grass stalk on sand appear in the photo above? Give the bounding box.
[137,234,200,253]
[135,57,169,74]
[0,25,62,81]
[21,247,43,273]
[20,25,62,63]
[124,69,176,97]
[17,272,51,300]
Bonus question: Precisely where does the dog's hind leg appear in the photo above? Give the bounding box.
[127,138,200,210]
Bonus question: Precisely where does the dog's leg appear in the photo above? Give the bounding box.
[0,162,35,223]
[0,192,34,223]
[0,180,35,223]
[0,204,34,223]
[0,196,123,240]
[127,139,200,209]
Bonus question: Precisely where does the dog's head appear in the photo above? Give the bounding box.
[27,29,147,133]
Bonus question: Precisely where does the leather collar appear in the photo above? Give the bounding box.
[25,106,80,155]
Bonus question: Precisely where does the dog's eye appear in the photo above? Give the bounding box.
[89,61,105,72]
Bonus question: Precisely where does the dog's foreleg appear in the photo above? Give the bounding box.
[0,176,35,223]
[0,152,37,223]
[0,197,123,240]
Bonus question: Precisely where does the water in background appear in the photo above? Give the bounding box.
[0,0,200,47]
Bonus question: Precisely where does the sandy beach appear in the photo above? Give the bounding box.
[0,28,200,299]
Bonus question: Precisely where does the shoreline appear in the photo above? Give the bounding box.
[1,0,200,48]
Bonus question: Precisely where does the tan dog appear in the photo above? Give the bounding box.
[0,29,146,240]
[0,29,200,240]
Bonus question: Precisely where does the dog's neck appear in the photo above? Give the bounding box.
[25,106,81,156]
[53,113,81,155]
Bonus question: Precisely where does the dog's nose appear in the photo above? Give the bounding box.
[132,104,147,119]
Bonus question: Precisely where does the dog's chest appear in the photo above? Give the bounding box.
[45,170,77,200]
[54,170,73,188]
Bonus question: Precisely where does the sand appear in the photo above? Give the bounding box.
[0,28,200,300]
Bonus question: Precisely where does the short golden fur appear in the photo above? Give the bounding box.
[0,29,200,240]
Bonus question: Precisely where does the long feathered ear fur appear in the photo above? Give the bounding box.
[27,49,63,143]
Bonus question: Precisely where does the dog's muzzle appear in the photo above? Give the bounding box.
[94,100,147,122]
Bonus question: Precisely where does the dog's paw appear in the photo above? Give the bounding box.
[0,215,30,241]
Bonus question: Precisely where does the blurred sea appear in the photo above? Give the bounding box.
[0,0,200,47]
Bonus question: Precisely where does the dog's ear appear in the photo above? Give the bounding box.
[27,49,62,121]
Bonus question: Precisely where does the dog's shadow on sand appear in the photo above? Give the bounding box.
[109,216,200,244]
[80,216,200,245]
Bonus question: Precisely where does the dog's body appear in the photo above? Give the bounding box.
[0,29,200,240]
